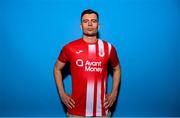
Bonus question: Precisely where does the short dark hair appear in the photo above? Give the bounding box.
[81,9,99,22]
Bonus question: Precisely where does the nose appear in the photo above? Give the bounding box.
[88,21,92,26]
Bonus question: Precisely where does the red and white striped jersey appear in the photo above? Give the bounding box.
[58,38,119,116]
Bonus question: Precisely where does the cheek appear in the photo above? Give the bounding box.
[82,24,88,29]
[93,24,99,28]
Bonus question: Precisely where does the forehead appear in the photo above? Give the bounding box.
[82,13,98,20]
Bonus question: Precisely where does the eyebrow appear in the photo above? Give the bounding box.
[82,19,97,21]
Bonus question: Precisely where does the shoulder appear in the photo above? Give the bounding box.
[64,38,82,48]
[99,39,112,46]
[62,38,82,50]
[99,39,116,49]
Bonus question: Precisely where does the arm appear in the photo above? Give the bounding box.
[54,60,75,109]
[104,64,121,109]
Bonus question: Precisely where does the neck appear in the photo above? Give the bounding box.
[83,35,97,43]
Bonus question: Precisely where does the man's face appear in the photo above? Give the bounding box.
[81,13,100,37]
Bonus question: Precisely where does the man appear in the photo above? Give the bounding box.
[54,9,121,117]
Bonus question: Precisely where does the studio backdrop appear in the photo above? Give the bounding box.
[1,0,179,117]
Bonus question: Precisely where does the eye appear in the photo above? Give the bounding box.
[82,19,88,23]
[92,19,97,23]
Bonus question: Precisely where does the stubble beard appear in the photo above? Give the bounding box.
[83,29,98,37]
[83,32,97,37]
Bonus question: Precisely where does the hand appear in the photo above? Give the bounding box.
[60,92,75,109]
[104,92,117,109]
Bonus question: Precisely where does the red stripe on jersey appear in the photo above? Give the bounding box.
[93,77,97,116]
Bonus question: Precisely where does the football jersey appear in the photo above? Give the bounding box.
[58,38,119,116]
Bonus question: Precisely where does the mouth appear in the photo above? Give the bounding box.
[87,28,94,31]
[87,28,93,31]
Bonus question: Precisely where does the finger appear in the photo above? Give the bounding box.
[69,100,75,108]
[66,95,75,104]
[66,104,72,109]
[107,101,112,108]
[106,98,114,108]
[110,102,113,107]
[105,103,110,109]
[104,97,108,103]
[110,98,116,107]
[70,98,75,105]
[65,101,72,109]
[67,98,75,108]
[62,99,68,105]
[109,100,114,107]
[104,100,108,106]
[63,97,70,104]
[105,94,109,99]
[104,101,110,109]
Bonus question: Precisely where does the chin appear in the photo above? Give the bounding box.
[84,33,97,37]
[84,32,97,36]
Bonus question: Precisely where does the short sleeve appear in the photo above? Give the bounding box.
[109,45,119,67]
[58,45,69,63]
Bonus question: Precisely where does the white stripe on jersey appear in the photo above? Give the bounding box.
[108,43,112,56]
[96,81,102,116]
[98,39,105,57]
[88,44,96,54]
[103,78,108,115]
[85,80,95,116]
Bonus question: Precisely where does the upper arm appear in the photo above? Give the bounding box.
[109,46,119,67]
[54,60,66,71]
[113,64,121,72]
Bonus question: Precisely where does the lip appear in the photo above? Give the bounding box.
[87,28,94,31]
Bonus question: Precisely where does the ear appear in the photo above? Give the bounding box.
[80,24,82,30]
[98,24,100,30]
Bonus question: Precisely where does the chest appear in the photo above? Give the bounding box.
[69,44,109,67]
